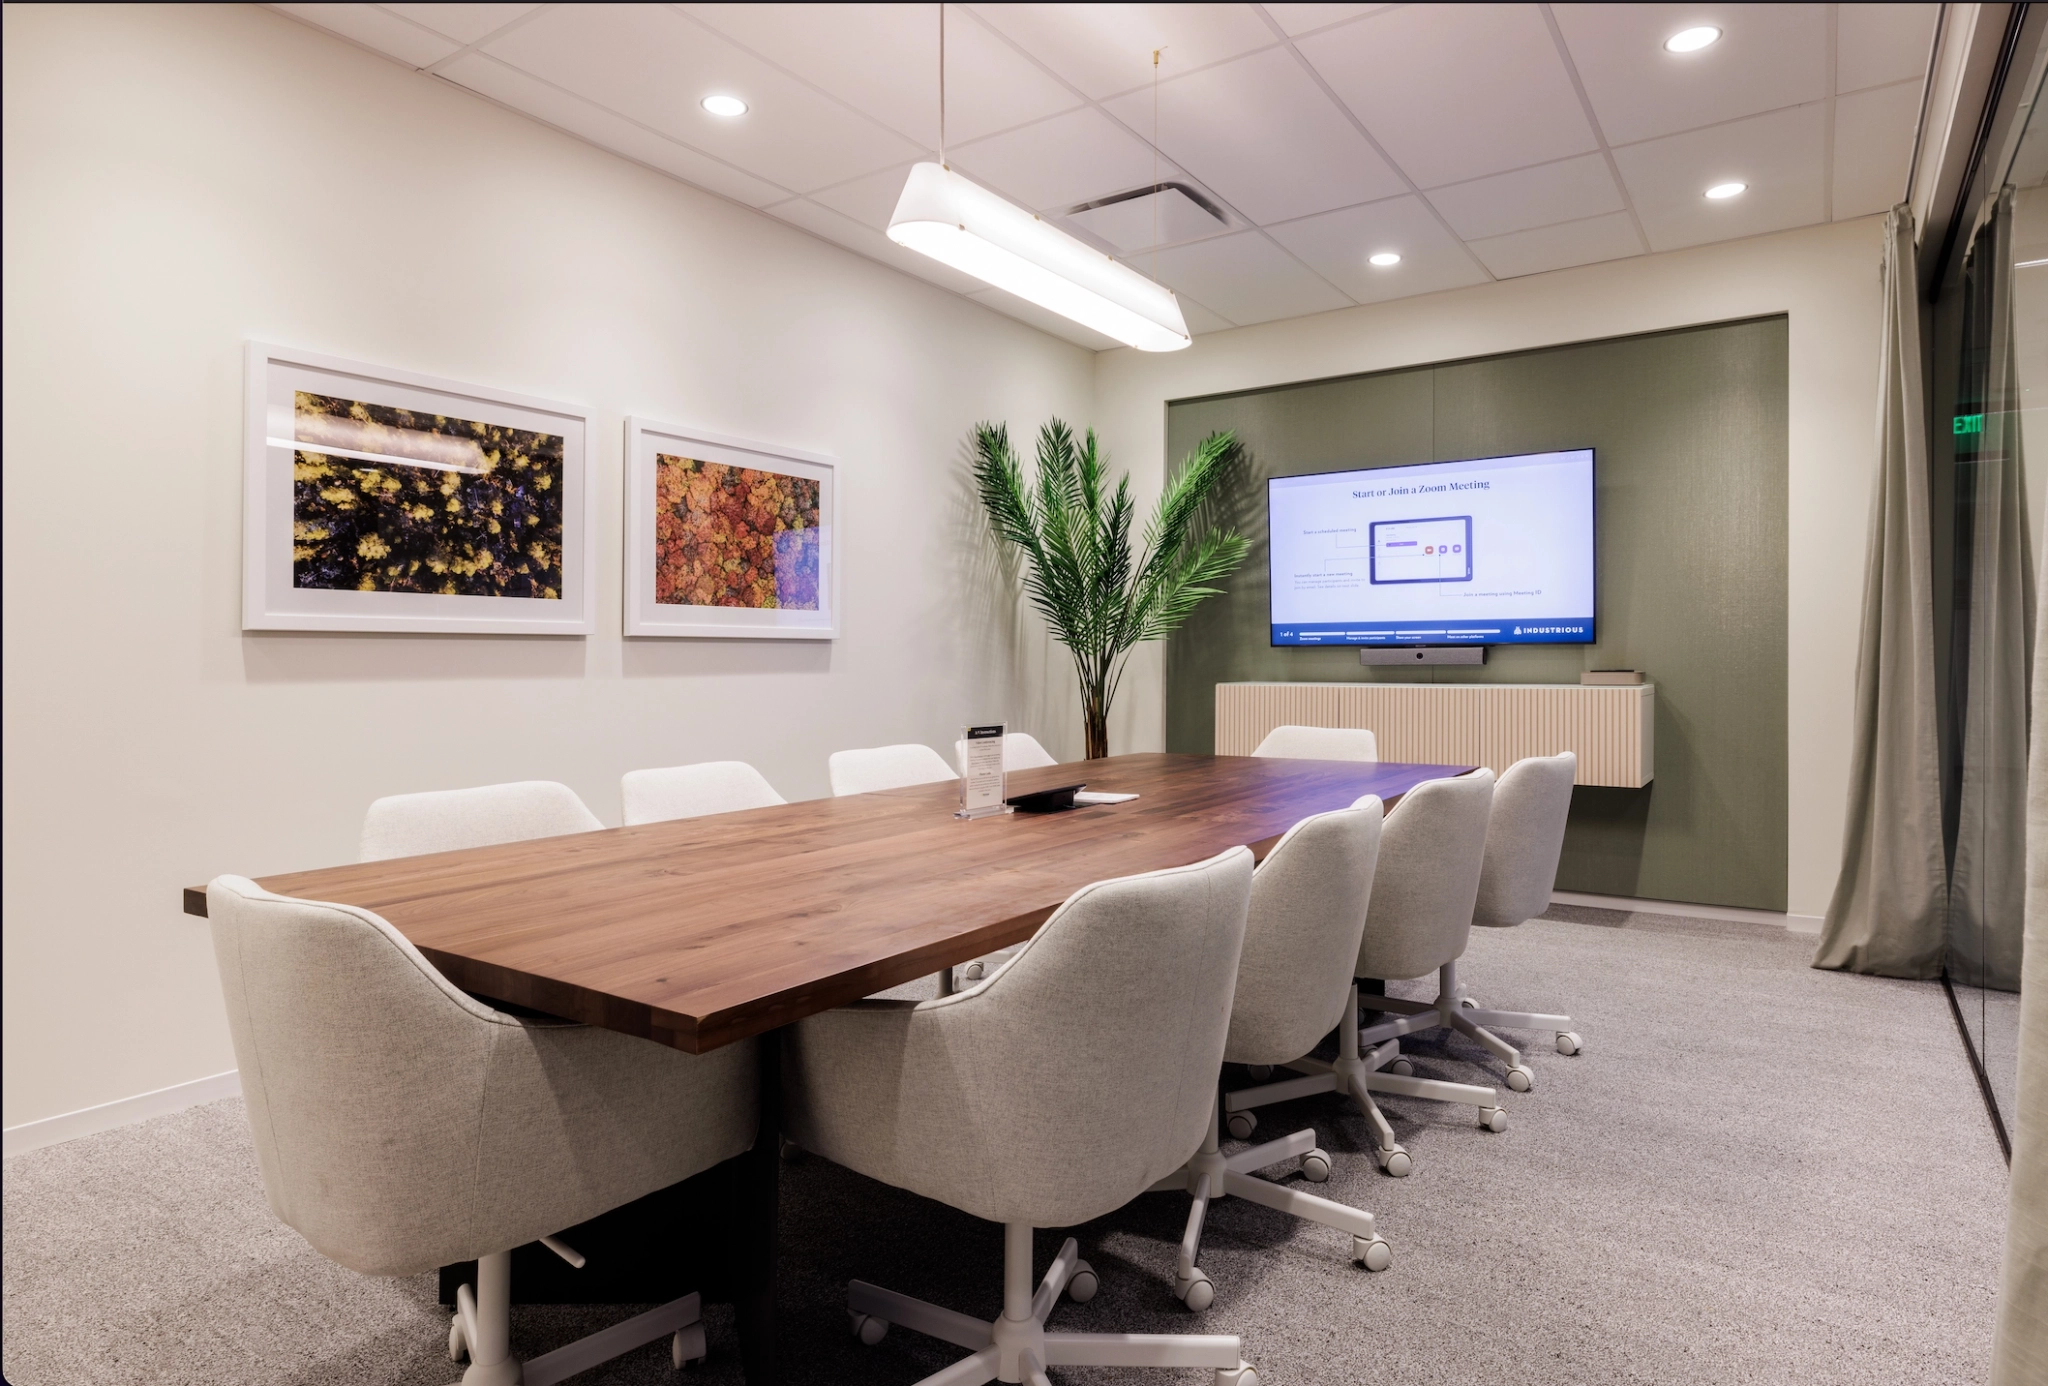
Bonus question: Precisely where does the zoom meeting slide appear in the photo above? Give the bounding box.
[1268,449,1595,646]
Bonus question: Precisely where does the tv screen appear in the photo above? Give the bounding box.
[1267,449,1595,647]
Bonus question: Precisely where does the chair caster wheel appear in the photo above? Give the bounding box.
[851,1312,889,1345]
[1556,1031,1582,1056]
[1067,1259,1099,1303]
[1479,1105,1507,1132]
[1301,1148,1331,1183]
[1377,1145,1412,1177]
[1174,1267,1215,1311]
[1505,1065,1534,1093]
[961,961,984,981]
[1387,1058,1414,1077]
[1245,1064,1273,1081]
[1459,994,1480,1009]
[672,1322,707,1367]
[1216,1362,1258,1386]
[1226,1110,1257,1140]
[1354,1235,1392,1271]
[448,1315,466,1362]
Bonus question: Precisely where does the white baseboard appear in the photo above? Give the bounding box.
[1550,890,1825,935]
[3,1070,241,1159]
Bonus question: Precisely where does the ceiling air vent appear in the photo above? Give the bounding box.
[1063,182,1228,255]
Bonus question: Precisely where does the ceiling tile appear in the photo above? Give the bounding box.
[765,197,992,295]
[970,3,1278,100]
[1265,196,1490,303]
[949,106,1187,212]
[478,4,921,193]
[1612,102,1826,251]
[1260,4,1398,39]
[1063,186,1233,253]
[1832,80,1920,220]
[1466,210,1643,278]
[1146,231,1353,325]
[964,288,1124,350]
[380,3,538,46]
[1837,2,1937,93]
[438,53,791,207]
[271,3,459,67]
[809,163,923,230]
[1100,45,1406,224]
[1298,4,1597,188]
[1552,3,1827,147]
[1424,153,1625,240]
[1174,295,1238,333]
[678,4,1081,149]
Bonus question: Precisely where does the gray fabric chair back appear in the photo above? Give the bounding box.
[206,876,756,1278]
[1473,753,1576,928]
[622,760,785,825]
[1252,724,1378,762]
[828,743,957,796]
[1225,798,1383,1066]
[359,780,602,861]
[1355,770,1496,981]
[784,847,1253,1228]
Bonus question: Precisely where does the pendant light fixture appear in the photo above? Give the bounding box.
[887,6,1191,351]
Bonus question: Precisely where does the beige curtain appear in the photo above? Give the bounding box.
[1814,205,1948,976]
[1951,187,2035,991]
[1991,528,2048,1384]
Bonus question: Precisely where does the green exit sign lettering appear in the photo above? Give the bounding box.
[1955,413,1985,436]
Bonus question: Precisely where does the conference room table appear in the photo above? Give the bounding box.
[182,751,1470,1383]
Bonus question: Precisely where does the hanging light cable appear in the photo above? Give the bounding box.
[887,6,1191,352]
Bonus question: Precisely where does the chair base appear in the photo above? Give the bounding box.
[850,1223,1256,1386]
[1223,984,1504,1177]
[448,1247,707,1386]
[1152,1096,1389,1307]
[1453,972,1583,1057]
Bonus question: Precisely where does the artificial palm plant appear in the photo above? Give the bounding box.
[972,419,1250,760]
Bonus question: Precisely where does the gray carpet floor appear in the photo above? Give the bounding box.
[2,907,2009,1386]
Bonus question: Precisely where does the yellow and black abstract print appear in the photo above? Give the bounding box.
[290,392,565,599]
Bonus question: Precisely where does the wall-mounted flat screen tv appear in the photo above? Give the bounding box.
[1268,449,1595,647]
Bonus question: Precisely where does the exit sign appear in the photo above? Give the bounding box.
[1955,413,1985,435]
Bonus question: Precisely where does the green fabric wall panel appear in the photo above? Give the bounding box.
[1164,317,1789,911]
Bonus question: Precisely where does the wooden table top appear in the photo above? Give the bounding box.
[183,753,1469,1053]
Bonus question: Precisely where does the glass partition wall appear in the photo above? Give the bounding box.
[1938,64,2047,1159]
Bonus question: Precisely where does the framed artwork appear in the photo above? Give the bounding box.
[624,417,839,639]
[243,342,594,634]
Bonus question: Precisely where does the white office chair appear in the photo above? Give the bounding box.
[786,849,1260,1386]
[1455,752,1583,1060]
[954,731,1060,772]
[1155,798,1391,1312]
[828,743,958,796]
[206,876,756,1386]
[360,781,603,862]
[1251,725,1378,761]
[622,761,786,825]
[1223,772,1503,1177]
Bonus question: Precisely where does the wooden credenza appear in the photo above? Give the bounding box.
[1214,681,1654,788]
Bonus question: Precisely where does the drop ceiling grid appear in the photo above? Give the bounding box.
[267,2,1937,343]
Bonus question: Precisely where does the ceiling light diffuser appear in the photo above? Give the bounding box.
[888,162,1190,351]
[1704,181,1747,199]
[1665,26,1721,53]
[1368,251,1401,267]
[701,94,748,117]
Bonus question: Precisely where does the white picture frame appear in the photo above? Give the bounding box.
[243,342,594,634]
[624,416,839,640]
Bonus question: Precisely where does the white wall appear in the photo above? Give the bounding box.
[0,5,1094,1129]
[1096,217,1892,920]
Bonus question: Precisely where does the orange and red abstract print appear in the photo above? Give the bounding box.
[290,391,565,599]
[654,454,821,610]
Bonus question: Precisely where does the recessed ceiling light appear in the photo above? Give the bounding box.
[701,94,748,117]
[1704,181,1747,200]
[1665,26,1721,53]
[1368,251,1402,267]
